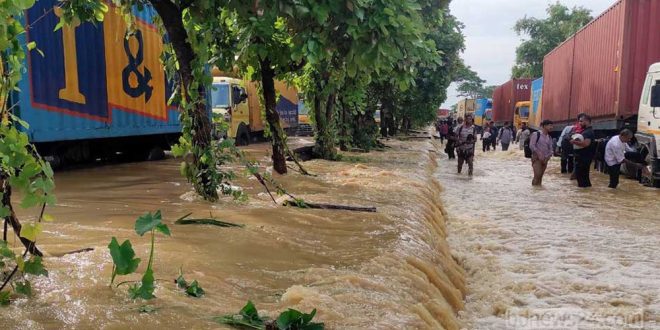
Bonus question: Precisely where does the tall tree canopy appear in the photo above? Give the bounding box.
[454,64,494,99]
[512,3,592,79]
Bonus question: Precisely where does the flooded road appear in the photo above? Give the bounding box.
[437,141,660,329]
[2,138,464,329]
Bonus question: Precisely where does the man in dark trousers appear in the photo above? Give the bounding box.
[489,121,498,151]
[571,115,596,188]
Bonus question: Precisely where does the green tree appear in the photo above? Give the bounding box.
[512,2,592,78]
[218,5,304,175]
[288,0,438,159]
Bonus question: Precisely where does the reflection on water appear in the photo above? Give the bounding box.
[437,141,660,329]
[2,139,465,329]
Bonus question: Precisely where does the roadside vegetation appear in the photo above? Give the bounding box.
[1,0,468,325]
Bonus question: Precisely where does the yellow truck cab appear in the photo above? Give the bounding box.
[636,62,660,187]
[211,76,255,145]
[513,101,531,129]
[211,71,299,145]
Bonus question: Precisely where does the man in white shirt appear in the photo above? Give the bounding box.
[604,129,634,188]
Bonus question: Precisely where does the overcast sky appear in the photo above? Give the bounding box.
[441,0,614,108]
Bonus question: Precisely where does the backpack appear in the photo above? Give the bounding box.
[524,132,540,158]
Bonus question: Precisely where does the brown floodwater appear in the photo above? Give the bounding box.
[2,137,465,329]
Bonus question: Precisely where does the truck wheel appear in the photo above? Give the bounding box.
[146,146,165,161]
[236,124,250,146]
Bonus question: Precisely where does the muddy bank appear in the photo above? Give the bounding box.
[2,138,465,329]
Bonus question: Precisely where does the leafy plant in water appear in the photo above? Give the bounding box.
[175,268,205,298]
[107,210,170,300]
[216,301,324,330]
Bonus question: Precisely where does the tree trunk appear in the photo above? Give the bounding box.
[259,59,287,175]
[150,0,217,200]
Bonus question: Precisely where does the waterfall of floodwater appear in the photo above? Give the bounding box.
[1,138,467,329]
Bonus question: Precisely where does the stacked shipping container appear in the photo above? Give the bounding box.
[541,0,660,129]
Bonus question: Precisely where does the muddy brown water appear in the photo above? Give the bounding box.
[2,138,464,329]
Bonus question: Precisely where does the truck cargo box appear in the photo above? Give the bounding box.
[529,78,544,130]
[541,0,660,129]
[17,0,190,145]
[491,79,532,126]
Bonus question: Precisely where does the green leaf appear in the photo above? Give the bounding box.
[27,41,36,51]
[276,308,324,330]
[23,256,48,276]
[175,274,187,289]
[135,210,162,236]
[129,268,155,300]
[42,213,54,222]
[15,0,36,10]
[19,223,42,242]
[214,300,265,329]
[0,206,11,218]
[20,193,41,209]
[185,280,205,297]
[0,291,10,306]
[15,281,32,297]
[155,223,170,237]
[108,237,140,277]
[138,305,158,313]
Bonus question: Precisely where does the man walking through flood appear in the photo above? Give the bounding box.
[497,122,514,151]
[517,122,531,150]
[571,115,596,188]
[456,114,476,176]
[529,120,554,186]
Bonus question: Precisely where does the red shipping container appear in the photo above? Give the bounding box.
[491,79,532,125]
[542,0,660,128]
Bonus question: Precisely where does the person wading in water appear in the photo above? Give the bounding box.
[456,114,476,176]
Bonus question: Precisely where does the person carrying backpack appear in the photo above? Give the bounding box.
[529,120,554,186]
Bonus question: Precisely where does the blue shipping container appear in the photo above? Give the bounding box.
[530,78,544,130]
[17,0,188,144]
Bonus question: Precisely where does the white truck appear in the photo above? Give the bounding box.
[636,63,660,187]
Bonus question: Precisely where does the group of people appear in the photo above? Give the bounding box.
[550,113,643,188]
[437,113,643,188]
[481,121,515,152]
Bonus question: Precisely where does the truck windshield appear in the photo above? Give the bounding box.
[211,83,230,108]
[298,100,308,115]
[519,106,530,118]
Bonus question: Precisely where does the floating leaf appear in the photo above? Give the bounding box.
[276,308,324,330]
[214,300,265,329]
[138,305,158,313]
[185,280,205,298]
[155,223,170,237]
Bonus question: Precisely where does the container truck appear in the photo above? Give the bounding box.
[491,79,532,127]
[456,99,476,120]
[474,98,492,127]
[13,0,191,166]
[529,78,544,130]
[541,0,660,134]
[210,72,299,145]
[637,63,660,187]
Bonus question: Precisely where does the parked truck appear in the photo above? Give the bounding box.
[210,70,299,145]
[14,0,191,166]
[637,63,660,187]
[541,0,660,134]
[540,0,660,186]
[456,99,476,120]
[474,98,492,128]
[491,79,532,127]
[513,101,531,130]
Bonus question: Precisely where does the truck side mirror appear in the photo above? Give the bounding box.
[239,88,248,104]
[651,84,660,108]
